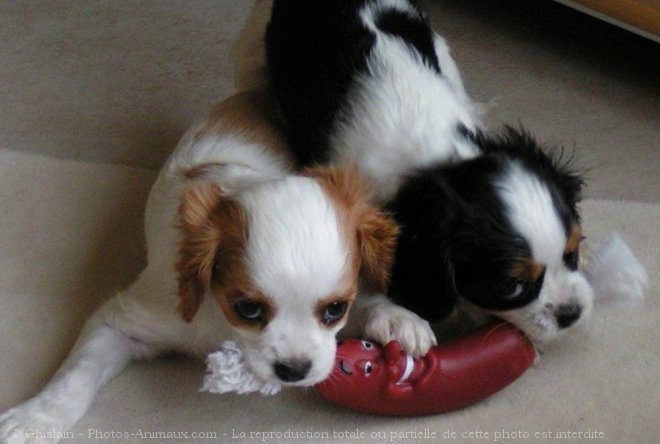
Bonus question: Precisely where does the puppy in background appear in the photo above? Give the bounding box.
[0,90,399,442]
[261,0,594,349]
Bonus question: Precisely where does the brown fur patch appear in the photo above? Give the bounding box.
[564,225,582,255]
[511,258,546,282]
[306,166,400,293]
[315,290,357,328]
[175,184,248,322]
[196,90,293,166]
[215,288,276,332]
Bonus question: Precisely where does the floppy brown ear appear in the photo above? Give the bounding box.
[355,204,399,292]
[176,182,224,322]
[305,166,399,292]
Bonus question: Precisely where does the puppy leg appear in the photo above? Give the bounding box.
[0,281,162,444]
[345,293,437,357]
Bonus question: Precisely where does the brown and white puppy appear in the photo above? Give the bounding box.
[0,90,398,443]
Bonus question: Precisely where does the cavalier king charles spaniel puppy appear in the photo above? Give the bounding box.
[263,0,594,349]
[0,90,400,441]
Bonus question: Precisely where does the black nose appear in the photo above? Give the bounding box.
[273,360,312,382]
[556,304,582,329]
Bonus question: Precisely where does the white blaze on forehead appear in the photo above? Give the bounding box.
[496,162,566,264]
[237,176,349,302]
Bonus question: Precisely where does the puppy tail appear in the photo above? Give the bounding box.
[231,0,273,92]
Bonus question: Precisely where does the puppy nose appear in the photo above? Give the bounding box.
[274,360,312,382]
[555,304,582,329]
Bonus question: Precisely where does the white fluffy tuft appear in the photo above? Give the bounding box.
[202,341,281,396]
[582,232,648,305]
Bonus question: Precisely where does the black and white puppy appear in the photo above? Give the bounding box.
[264,0,593,346]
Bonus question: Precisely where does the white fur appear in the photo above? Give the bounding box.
[236,0,479,352]
[233,178,351,384]
[244,0,600,345]
[239,178,348,300]
[497,162,567,263]
[227,0,441,358]
[359,0,423,25]
[351,293,437,357]
[0,98,365,443]
[495,162,594,343]
[331,5,481,201]
[230,0,468,353]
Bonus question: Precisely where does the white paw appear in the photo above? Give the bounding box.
[365,303,437,357]
[0,400,67,444]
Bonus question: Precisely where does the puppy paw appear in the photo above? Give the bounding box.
[365,303,437,357]
[0,400,67,444]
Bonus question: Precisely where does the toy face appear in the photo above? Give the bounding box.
[336,340,384,380]
[316,323,536,416]
[318,339,391,401]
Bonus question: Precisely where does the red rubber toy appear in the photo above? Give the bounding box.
[316,322,536,416]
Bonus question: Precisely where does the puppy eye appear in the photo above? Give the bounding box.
[361,340,374,350]
[563,250,579,271]
[322,301,348,325]
[234,299,264,321]
[502,279,530,301]
[508,282,525,299]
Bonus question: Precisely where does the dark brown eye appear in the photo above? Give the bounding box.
[563,250,579,271]
[322,301,348,325]
[498,269,545,309]
[234,299,263,321]
[506,280,526,300]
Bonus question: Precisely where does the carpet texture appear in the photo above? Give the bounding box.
[0,153,657,444]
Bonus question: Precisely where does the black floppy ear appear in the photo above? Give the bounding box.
[386,168,463,321]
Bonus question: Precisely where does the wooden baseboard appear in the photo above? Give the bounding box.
[554,0,660,40]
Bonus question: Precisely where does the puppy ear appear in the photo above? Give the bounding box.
[175,182,224,322]
[305,166,399,292]
[355,204,400,292]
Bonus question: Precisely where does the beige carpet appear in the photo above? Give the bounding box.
[0,0,657,202]
[1,1,658,443]
[0,149,657,443]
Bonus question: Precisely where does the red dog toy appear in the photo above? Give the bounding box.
[315,322,536,416]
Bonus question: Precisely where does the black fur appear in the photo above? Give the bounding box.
[471,126,584,225]
[375,9,441,72]
[387,129,582,320]
[266,0,439,166]
[266,0,585,323]
[266,0,375,166]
